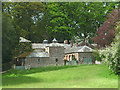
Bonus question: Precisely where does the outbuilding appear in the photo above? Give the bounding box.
[64,45,95,65]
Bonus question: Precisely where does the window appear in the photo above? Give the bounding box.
[38,59,40,62]
[56,58,58,62]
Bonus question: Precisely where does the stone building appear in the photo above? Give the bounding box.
[64,45,94,65]
[14,38,64,69]
[14,37,95,69]
[63,39,95,65]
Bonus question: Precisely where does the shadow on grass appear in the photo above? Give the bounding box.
[3,65,78,77]
[2,75,43,86]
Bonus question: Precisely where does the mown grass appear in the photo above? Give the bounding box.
[2,64,118,88]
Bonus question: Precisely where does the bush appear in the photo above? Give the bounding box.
[93,49,101,61]
[2,62,12,71]
[98,21,120,74]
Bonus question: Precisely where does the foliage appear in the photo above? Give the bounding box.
[46,2,119,42]
[2,65,118,88]
[2,2,45,42]
[2,62,12,71]
[98,21,120,74]
[46,2,73,42]
[2,13,19,64]
[91,9,119,47]
[2,2,45,66]
[2,2,119,43]
[13,42,33,57]
[93,49,101,61]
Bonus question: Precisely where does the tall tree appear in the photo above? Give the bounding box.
[91,9,119,47]
[2,2,119,43]
[2,2,45,42]
[46,2,73,42]
[67,2,119,41]
[45,2,119,42]
[2,13,19,63]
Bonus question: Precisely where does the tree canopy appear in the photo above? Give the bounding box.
[2,2,119,43]
[91,9,119,47]
[2,13,19,63]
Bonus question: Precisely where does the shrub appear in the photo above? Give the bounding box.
[98,21,120,74]
[93,49,101,61]
[2,62,12,71]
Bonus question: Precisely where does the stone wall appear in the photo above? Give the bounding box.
[48,47,64,57]
[78,52,94,64]
[25,57,50,68]
[24,46,65,68]
[64,52,94,65]
[25,57,64,68]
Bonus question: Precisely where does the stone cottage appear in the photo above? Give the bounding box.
[63,39,95,65]
[64,45,94,65]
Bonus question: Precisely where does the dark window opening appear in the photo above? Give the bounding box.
[38,59,40,62]
[56,58,58,62]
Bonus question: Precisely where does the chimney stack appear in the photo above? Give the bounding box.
[70,40,74,47]
[43,39,48,44]
[85,38,88,45]
[76,40,78,47]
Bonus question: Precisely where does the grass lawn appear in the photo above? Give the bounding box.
[2,64,118,88]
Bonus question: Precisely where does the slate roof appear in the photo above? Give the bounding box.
[64,45,93,54]
[64,44,71,49]
[65,46,82,54]
[27,50,49,58]
[77,46,93,52]
[32,43,64,49]
[32,43,48,49]
[47,43,64,47]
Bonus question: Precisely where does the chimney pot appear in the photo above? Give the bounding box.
[64,40,68,44]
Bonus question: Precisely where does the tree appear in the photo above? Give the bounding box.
[67,2,119,41]
[91,9,119,47]
[46,2,73,42]
[98,21,120,74]
[2,2,45,42]
[45,2,119,42]
[2,13,19,63]
[2,2,119,43]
